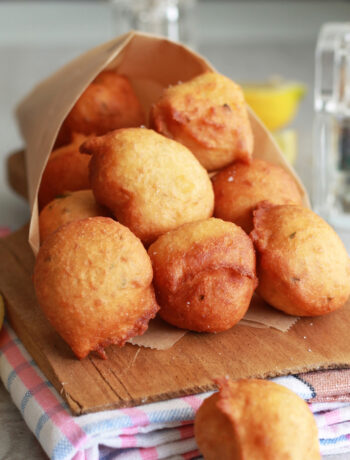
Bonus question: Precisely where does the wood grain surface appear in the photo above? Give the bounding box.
[1,225,350,415]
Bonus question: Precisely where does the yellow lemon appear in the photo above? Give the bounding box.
[242,78,306,132]
[0,294,4,331]
[273,129,298,165]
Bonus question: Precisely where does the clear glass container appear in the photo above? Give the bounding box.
[313,23,350,229]
[110,0,197,49]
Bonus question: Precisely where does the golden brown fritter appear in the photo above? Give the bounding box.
[195,378,320,460]
[251,203,350,316]
[81,127,214,245]
[39,190,109,243]
[150,72,253,171]
[38,133,90,209]
[148,218,257,332]
[213,158,303,233]
[33,217,159,359]
[56,71,144,146]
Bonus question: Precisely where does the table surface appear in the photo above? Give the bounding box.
[1,1,350,459]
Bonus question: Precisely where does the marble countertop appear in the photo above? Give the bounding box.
[1,1,350,459]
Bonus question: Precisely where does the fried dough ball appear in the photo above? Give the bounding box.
[38,133,90,209]
[250,203,350,316]
[39,190,109,243]
[150,72,253,171]
[213,158,303,233]
[148,218,257,332]
[56,71,144,146]
[195,378,320,460]
[81,128,214,245]
[33,217,159,359]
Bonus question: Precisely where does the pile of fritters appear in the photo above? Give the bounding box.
[34,69,350,360]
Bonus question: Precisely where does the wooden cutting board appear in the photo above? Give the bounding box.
[3,151,350,415]
[2,225,350,415]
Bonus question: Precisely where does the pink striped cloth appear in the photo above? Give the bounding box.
[2,322,350,459]
[0,324,205,460]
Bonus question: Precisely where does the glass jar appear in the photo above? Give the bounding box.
[313,23,350,229]
[110,0,197,48]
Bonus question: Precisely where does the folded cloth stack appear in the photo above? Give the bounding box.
[1,323,350,460]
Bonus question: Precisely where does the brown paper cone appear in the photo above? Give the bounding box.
[15,31,309,350]
[16,30,309,256]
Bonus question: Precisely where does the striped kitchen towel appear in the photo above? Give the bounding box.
[1,323,350,459]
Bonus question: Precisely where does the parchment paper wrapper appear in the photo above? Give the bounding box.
[241,295,299,332]
[15,31,310,349]
[127,298,299,351]
[128,318,186,350]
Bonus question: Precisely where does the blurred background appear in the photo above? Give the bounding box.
[1,0,350,237]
